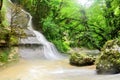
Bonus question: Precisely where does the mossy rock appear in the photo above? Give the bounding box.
[70,53,96,66]
[96,39,120,74]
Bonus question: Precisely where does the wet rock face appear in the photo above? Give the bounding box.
[12,10,29,29]
[6,0,29,29]
[96,39,120,74]
[70,53,96,66]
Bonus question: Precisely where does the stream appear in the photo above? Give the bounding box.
[1,58,120,80]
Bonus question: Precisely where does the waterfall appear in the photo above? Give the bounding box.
[8,0,64,60]
[21,9,64,60]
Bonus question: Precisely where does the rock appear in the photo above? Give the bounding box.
[0,40,7,47]
[0,40,6,44]
[11,8,30,29]
[70,53,96,66]
[68,47,100,56]
[96,39,120,74]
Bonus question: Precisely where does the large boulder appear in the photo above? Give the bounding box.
[70,53,96,66]
[96,39,120,74]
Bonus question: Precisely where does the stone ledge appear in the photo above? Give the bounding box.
[18,36,43,47]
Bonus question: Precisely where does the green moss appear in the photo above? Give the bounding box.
[0,47,19,67]
[96,39,120,74]
[9,35,19,46]
[1,0,9,27]
[0,1,19,66]
[70,53,96,66]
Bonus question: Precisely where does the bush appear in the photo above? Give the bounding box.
[52,40,70,53]
[96,39,120,74]
[0,50,9,62]
[0,47,19,66]
[70,53,96,66]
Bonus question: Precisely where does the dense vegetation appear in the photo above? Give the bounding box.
[3,0,120,53]
[13,0,119,53]
[0,0,19,65]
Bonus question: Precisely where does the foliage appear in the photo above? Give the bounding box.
[70,53,96,66]
[52,40,70,53]
[0,48,10,62]
[9,35,18,46]
[103,0,120,39]
[11,0,120,53]
[96,39,120,74]
[0,47,19,66]
[0,27,10,46]
[42,0,105,51]
[0,0,20,63]
[0,0,10,46]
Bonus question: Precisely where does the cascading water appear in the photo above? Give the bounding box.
[21,10,63,60]
[8,0,64,60]
[33,31,63,59]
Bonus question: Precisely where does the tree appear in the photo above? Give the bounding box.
[103,0,120,39]
[0,0,3,23]
[33,0,50,30]
[0,0,3,10]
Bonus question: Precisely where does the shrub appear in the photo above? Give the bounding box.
[52,40,70,53]
[0,47,19,66]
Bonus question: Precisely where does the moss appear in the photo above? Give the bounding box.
[0,0,26,46]
[96,39,120,74]
[9,35,19,46]
[0,47,19,67]
[69,53,96,66]
[0,0,21,67]
[1,0,10,27]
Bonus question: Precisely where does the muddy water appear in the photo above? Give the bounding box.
[0,59,120,80]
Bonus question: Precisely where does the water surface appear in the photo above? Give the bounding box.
[0,59,120,80]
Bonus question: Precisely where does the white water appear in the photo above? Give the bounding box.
[33,31,63,59]
[21,6,63,60]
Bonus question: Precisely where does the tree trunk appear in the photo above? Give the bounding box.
[0,0,3,10]
[0,0,3,23]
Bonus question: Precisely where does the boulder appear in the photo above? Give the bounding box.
[70,53,96,66]
[96,39,120,74]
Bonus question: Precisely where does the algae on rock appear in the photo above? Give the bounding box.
[70,53,96,66]
[96,39,120,74]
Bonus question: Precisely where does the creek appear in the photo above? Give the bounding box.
[0,0,120,80]
[1,58,120,80]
